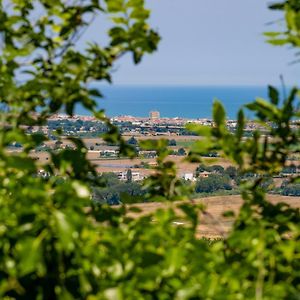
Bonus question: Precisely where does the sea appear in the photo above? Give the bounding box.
[76,85,270,119]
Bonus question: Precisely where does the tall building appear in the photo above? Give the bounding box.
[149,111,160,120]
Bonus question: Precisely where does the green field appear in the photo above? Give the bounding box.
[176,140,195,148]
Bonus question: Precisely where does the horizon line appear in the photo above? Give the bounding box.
[90,82,294,88]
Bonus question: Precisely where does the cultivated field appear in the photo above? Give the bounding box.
[9,144,300,239]
[128,195,300,238]
[91,155,233,176]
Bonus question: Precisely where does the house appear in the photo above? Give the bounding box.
[138,150,157,158]
[181,173,195,181]
[198,171,210,178]
[116,171,142,182]
[99,149,119,157]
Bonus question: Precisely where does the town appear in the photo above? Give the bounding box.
[8,111,300,204]
[25,110,300,138]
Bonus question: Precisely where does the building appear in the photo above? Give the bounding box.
[198,171,210,178]
[116,171,142,182]
[181,173,195,181]
[149,111,160,120]
[99,149,119,157]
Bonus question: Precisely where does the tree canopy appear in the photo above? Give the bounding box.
[0,1,299,299]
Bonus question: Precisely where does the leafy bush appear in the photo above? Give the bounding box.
[177,147,187,156]
[196,164,226,176]
[195,174,232,193]
[280,181,300,196]
[225,166,238,179]
[127,136,138,145]
[168,139,177,146]
[0,1,300,299]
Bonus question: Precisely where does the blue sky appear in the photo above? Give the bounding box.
[85,0,299,86]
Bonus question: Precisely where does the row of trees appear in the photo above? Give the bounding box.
[195,174,233,194]
[93,173,145,204]
[128,136,178,147]
[93,172,300,205]
[196,164,238,178]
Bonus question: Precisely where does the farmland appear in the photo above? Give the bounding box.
[128,195,300,238]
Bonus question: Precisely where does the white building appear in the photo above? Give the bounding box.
[116,171,142,182]
[181,173,195,181]
[99,149,119,157]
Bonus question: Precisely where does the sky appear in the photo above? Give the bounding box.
[84,0,299,86]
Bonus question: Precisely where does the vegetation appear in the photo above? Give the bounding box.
[93,173,145,204]
[127,136,138,145]
[279,181,300,196]
[177,147,187,156]
[47,120,108,136]
[195,174,232,193]
[0,1,299,300]
[225,165,238,179]
[93,172,239,205]
[168,139,177,146]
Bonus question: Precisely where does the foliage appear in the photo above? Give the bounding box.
[168,139,177,146]
[195,174,232,193]
[177,147,187,156]
[127,136,138,145]
[195,164,227,177]
[0,0,160,298]
[280,180,300,196]
[93,176,145,205]
[141,139,193,202]
[225,166,238,179]
[281,164,299,174]
[126,169,132,183]
[266,0,300,62]
[0,0,300,299]
[186,87,300,299]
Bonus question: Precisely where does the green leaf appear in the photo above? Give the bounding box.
[212,100,226,126]
[130,8,150,20]
[106,0,124,12]
[264,31,281,37]
[186,123,212,137]
[268,85,280,105]
[17,237,44,276]
[267,39,289,45]
[54,210,75,252]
